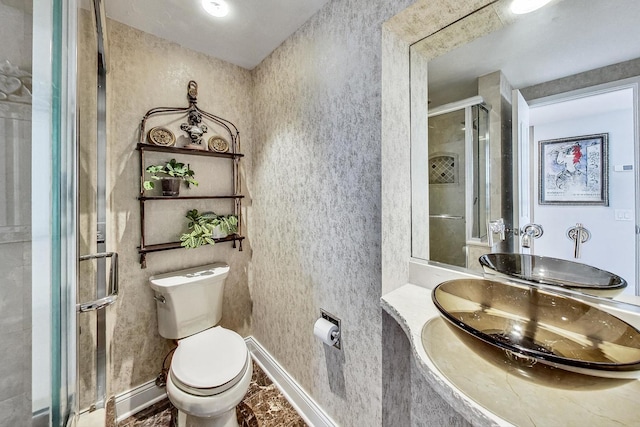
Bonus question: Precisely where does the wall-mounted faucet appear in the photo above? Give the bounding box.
[520,223,543,248]
[566,223,591,258]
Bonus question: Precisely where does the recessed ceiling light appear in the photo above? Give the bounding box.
[510,0,553,14]
[202,0,229,18]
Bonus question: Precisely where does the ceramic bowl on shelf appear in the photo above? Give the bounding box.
[147,126,176,146]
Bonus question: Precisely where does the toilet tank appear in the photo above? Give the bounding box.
[149,263,230,339]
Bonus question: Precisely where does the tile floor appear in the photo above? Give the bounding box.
[118,362,308,427]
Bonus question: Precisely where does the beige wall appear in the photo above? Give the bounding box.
[103,19,253,396]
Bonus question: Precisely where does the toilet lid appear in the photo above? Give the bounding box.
[171,327,248,395]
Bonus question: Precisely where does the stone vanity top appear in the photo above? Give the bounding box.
[381,282,640,427]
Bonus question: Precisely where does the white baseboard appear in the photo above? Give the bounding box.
[114,336,336,427]
[245,336,337,427]
[115,379,167,423]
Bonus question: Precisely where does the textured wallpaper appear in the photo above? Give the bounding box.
[250,0,415,425]
[103,19,253,396]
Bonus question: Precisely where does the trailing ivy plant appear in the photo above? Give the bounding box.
[180,209,239,249]
[213,214,239,235]
[143,158,198,190]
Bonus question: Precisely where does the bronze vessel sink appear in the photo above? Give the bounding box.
[432,279,640,378]
[479,253,626,297]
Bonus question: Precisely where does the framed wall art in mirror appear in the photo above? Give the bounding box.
[539,133,608,206]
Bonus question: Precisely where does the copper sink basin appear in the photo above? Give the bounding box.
[479,253,627,297]
[432,279,640,378]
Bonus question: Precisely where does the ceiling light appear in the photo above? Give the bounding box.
[202,0,229,17]
[510,0,553,14]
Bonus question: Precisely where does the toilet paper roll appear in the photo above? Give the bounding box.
[314,318,339,346]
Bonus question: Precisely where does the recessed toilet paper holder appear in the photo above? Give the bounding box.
[320,309,341,350]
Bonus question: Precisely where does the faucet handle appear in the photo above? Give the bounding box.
[566,223,591,258]
[487,218,505,247]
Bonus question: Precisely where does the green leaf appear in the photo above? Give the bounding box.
[144,159,198,187]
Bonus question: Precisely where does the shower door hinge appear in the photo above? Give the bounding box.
[97,222,106,244]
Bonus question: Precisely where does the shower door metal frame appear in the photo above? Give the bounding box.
[75,0,117,418]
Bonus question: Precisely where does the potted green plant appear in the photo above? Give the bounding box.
[143,159,198,196]
[180,209,239,249]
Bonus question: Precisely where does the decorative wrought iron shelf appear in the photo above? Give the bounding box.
[137,80,245,268]
[138,235,245,268]
[136,143,244,159]
[138,195,244,201]
[139,235,245,254]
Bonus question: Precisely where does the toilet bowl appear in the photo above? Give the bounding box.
[148,264,252,427]
[166,327,253,427]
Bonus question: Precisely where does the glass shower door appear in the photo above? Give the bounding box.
[428,109,467,266]
[36,0,79,425]
[427,101,490,268]
[77,1,117,424]
[0,0,39,419]
[0,0,78,425]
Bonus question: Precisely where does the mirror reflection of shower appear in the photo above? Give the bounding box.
[428,96,490,267]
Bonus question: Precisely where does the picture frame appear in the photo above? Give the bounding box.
[539,133,608,206]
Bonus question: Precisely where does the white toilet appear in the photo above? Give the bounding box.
[149,263,252,427]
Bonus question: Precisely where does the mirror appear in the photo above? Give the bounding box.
[410,0,640,296]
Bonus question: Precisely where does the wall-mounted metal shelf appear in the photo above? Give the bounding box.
[139,235,246,254]
[137,81,244,268]
[136,143,244,159]
[138,195,244,201]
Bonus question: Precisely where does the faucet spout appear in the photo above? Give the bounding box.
[520,223,543,248]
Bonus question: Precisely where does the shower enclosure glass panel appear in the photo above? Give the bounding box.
[78,2,100,412]
[470,104,489,240]
[429,109,467,266]
[78,0,115,417]
[2,0,77,425]
[428,101,489,267]
[0,0,37,422]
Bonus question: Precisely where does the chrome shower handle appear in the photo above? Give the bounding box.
[77,251,119,312]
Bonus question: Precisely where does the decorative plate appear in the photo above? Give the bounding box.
[208,136,229,153]
[147,126,176,146]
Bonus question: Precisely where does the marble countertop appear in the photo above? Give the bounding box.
[381,282,640,427]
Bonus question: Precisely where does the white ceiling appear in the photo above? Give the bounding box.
[102,0,329,70]
[426,0,640,106]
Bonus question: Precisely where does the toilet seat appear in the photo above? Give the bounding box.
[171,326,249,397]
